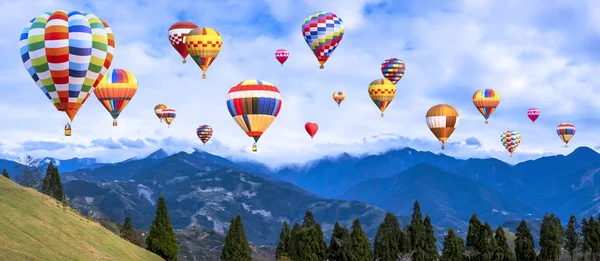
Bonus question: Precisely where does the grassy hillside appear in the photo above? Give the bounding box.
[0,177,162,261]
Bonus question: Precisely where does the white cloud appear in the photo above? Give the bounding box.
[1,0,599,166]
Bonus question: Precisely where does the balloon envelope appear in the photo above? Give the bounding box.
[426,104,459,149]
[368,79,396,117]
[501,130,521,157]
[527,108,540,123]
[333,91,345,107]
[185,27,222,78]
[154,104,167,122]
[381,58,405,84]
[168,21,198,63]
[472,89,500,124]
[301,11,344,69]
[305,122,318,138]
[197,125,213,144]
[275,49,289,65]
[557,123,575,145]
[94,69,138,126]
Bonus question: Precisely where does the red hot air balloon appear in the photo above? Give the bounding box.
[305,122,318,139]
[527,108,540,123]
[168,21,198,63]
[275,49,289,66]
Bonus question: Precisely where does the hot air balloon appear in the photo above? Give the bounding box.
[162,108,176,128]
[94,69,138,126]
[185,27,222,79]
[197,125,213,145]
[557,123,576,146]
[426,104,459,149]
[501,130,521,158]
[275,49,289,66]
[527,108,540,123]
[154,104,167,122]
[333,91,345,107]
[472,89,500,124]
[368,79,396,117]
[20,11,115,136]
[226,80,282,152]
[305,122,318,139]
[168,21,198,63]
[301,11,344,69]
[381,58,405,84]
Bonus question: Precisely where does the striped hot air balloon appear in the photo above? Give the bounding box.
[302,11,344,69]
[154,104,167,122]
[557,123,576,146]
[501,130,521,158]
[162,108,176,127]
[368,79,396,117]
[168,21,198,63]
[19,11,115,135]
[185,27,222,79]
[472,89,501,124]
[381,58,405,84]
[226,80,282,152]
[426,104,459,149]
[197,125,213,145]
[94,69,138,126]
[333,91,345,107]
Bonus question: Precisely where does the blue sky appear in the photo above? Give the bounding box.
[2,0,599,166]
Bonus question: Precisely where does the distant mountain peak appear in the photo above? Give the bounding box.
[569,146,599,157]
[145,149,168,160]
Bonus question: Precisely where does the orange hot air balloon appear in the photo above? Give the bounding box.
[333,91,345,107]
[94,69,138,126]
[154,104,167,122]
[426,104,459,149]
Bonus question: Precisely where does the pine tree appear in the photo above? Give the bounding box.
[276,222,291,260]
[120,217,141,246]
[588,217,600,259]
[299,211,327,260]
[441,228,464,261]
[402,225,411,253]
[2,168,9,179]
[424,215,439,260]
[563,215,579,261]
[350,218,373,261]
[328,222,351,261]
[492,226,514,261]
[374,212,402,261]
[581,218,590,260]
[466,213,482,259]
[221,215,252,261]
[41,163,64,201]
[539,213,562,261]
[478,222,494,261]
[41,162,54,195]
[409,201,426,261]
[515,220,536,261]
[288,223,301,260]
[145,195,178,261]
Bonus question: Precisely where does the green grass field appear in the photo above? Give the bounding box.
[0,177,163,261]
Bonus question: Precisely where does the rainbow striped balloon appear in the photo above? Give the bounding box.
[162,109,176,127]
[472,89,501,124]
[197,125,213,145]
[557,123,576,146]
[94,69,138,126]
[19,11,115,126]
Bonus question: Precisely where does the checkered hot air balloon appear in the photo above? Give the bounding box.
[368,79,396,117]
[94,69,138,126]
[197,125,213,145]
[275,49,289,66]
[19,11,115,136]
[501,130,521,158]
[161,108,176,128]
[226,80,282,152]
[472,89,501,124]
[185,27,222,79]
[557,123,575,147]
[301,11,344,69]
[426,104,459,150]
[168,21,198,64]
[381,58,405,84]
[333,91,345,107]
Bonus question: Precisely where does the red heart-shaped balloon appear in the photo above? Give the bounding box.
[305,122,319,139]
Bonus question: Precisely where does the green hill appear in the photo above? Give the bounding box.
[0,177,162,261]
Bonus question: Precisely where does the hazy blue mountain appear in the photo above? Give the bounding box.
[42,157,106,172]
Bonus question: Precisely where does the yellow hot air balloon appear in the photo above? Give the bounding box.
[154,104,167,122]
[185,27,222,79]
[368,79,396,117]
[426,104,459,149]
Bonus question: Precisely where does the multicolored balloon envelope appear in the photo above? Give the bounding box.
[333,91,345,107]
[168,21,198,63]
[161,108,176,127]
[226,80,282,152]
[426,104,459,149]
[527,108,540,123]
[305,122,318,139]
[472,89,500,124]
[381,58,405,84]
[94,69,138,126]
[19,11,115,135]
[197,125,213,145]
[185,27,222,79]
[557,123,576,146]
[275,49,289,66]
[301,11,344,69]
[154,104,167,122]
[501,130,521,158]
[368,79,396,117]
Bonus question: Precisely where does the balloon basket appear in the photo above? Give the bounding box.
[381,113,384,117]
[202,73,206,79]
[441,145,445,150]
[252,144,257,152]
[182,59,186,64]
[113,120,118,126]
[64,123,72,136]
[485,121,488,124]
[319,64,324,69]
[168,125,170,128]
[510,154,513,158]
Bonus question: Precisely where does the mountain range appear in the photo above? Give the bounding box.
[2,146,599,247]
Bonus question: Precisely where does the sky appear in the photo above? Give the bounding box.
[2,0,600,166]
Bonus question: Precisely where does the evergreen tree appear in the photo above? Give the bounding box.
[350,218,373,261]
[328,222,351,261]
[288,223,301,260]
[515,220,536,261]
[424,215,439,260]
[2,168,9,179]
[374,212,402,261]
[563,215,579,261]
[478,222,494,261]
[41,163,64,201]
[145,195,178,261]
[120,217,141,246]
[441,228,464,261]
[492,226,514,261]
[539,213,562,261]
[52,166,64,201]
[466,213,482,259]
[276,222,291,260]
[402,225,411,253]
[41,162,54,195]
[299,211,327,260]
[588,217,600,259]
[409,201,426,261]
[221,215,252,261]
[581,218,590,260]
